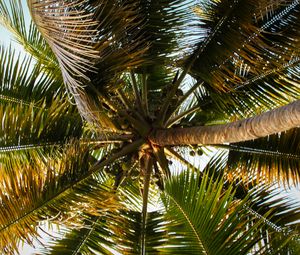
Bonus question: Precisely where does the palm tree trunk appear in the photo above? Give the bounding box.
[151,100,300,146]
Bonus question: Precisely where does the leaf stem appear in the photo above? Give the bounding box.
[141,155,152,255]
[130,71,144,115]
[0,139,144,234]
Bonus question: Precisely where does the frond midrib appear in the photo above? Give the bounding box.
[218,1,299,72]
[168,195,209,255]
[0,142,62,153]
[0,139,143,234]
[71,217,100,255]
[233,57,300,91]
[216,144,300,160]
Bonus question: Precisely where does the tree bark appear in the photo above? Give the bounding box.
[150,100,300,146]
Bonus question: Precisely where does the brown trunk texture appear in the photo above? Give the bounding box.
[151,100,300,146]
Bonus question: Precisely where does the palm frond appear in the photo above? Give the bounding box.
[88,0,146,88]
[27,0,98,88]
[195,56,300,120]
[111,210,167,255]
[27,0,99,123]
[0,44,84,180]
[134,0,196,68]
[205,151,300,233]
[222,128,300,185]
[185,0,258,85]
[0,0,60,78]
[46,173,166,255]
[160,169,290,254]
[44,214,116,255]
[0,142,119,254]
[0,45,64,105]
[185,1,300,121]
[0,97,82,171]
[188,1,300,88]
[27,0,143,123]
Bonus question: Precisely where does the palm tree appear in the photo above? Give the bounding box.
[0,0,300,254]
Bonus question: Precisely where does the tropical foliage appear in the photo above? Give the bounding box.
[0,0,300,254]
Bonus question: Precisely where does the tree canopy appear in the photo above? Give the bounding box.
[0,0,300,254]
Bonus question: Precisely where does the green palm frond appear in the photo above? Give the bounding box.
[0,142,119,254]
[188,1,300,89]
[222,128,300,185]
[160,169,289,254]
[247,186,300,232]
[111,210,167,255]
[1,0,299,253]
[46,209,168,255]
[0,0,60,77]
[88,0,146,88]
[0,99,82,174]
[0,97,81,147]
[204,151,300,233]
[45,173,165,255]
[110,173,165,254]
[0,44,83,176]
[193,57,300,120]
[136,0,195,63]
[44,214,116,255]
[0,46,64,104]
[186,1,300,120]
[185,0,258,86]
[91,0,197,90]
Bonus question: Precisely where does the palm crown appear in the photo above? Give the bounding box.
[0,0,300,254]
